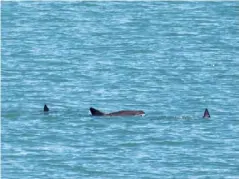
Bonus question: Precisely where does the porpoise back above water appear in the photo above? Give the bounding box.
[90,107,145,117]
[43,105,210,118]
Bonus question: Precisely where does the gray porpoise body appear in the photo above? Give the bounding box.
[90,107,145,116]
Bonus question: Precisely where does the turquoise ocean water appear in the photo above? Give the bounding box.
[2,1,239,178]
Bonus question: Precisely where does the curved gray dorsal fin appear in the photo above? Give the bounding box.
[90,107,104,116]
[203,108,210,118]
[44,104,49,112]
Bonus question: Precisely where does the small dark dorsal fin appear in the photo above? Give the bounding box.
[44,104,49,112]
[90,107,104,116]
[203,108,210,118]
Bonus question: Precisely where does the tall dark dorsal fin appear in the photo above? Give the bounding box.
[44,104,49,112]
[89,107,105,116]
[203,108,210,118]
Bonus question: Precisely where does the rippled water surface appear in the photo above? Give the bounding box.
[2,1,239,178]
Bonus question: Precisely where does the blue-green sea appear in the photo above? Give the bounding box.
[2,1,239,178]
